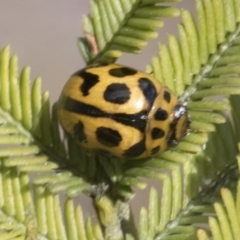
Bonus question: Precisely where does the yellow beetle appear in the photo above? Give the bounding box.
[58,64,190,159]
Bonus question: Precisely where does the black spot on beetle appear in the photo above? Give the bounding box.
[104,83,131,104]
[151,128,165,139]
[73,121,87,143]
[151,146,160,155]
[138,78,157,108]
[154,108,168,121]
[60,96,148,133]
[72,69,99,96]
[163,90,171,103]
[96,127,122,147]
[123,139,145,158]
[113,111,147,133]
[109,67,137,77]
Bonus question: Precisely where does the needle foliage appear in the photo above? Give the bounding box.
[1,0,240,239]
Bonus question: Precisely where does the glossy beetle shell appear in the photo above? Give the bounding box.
[58,64,190,159]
